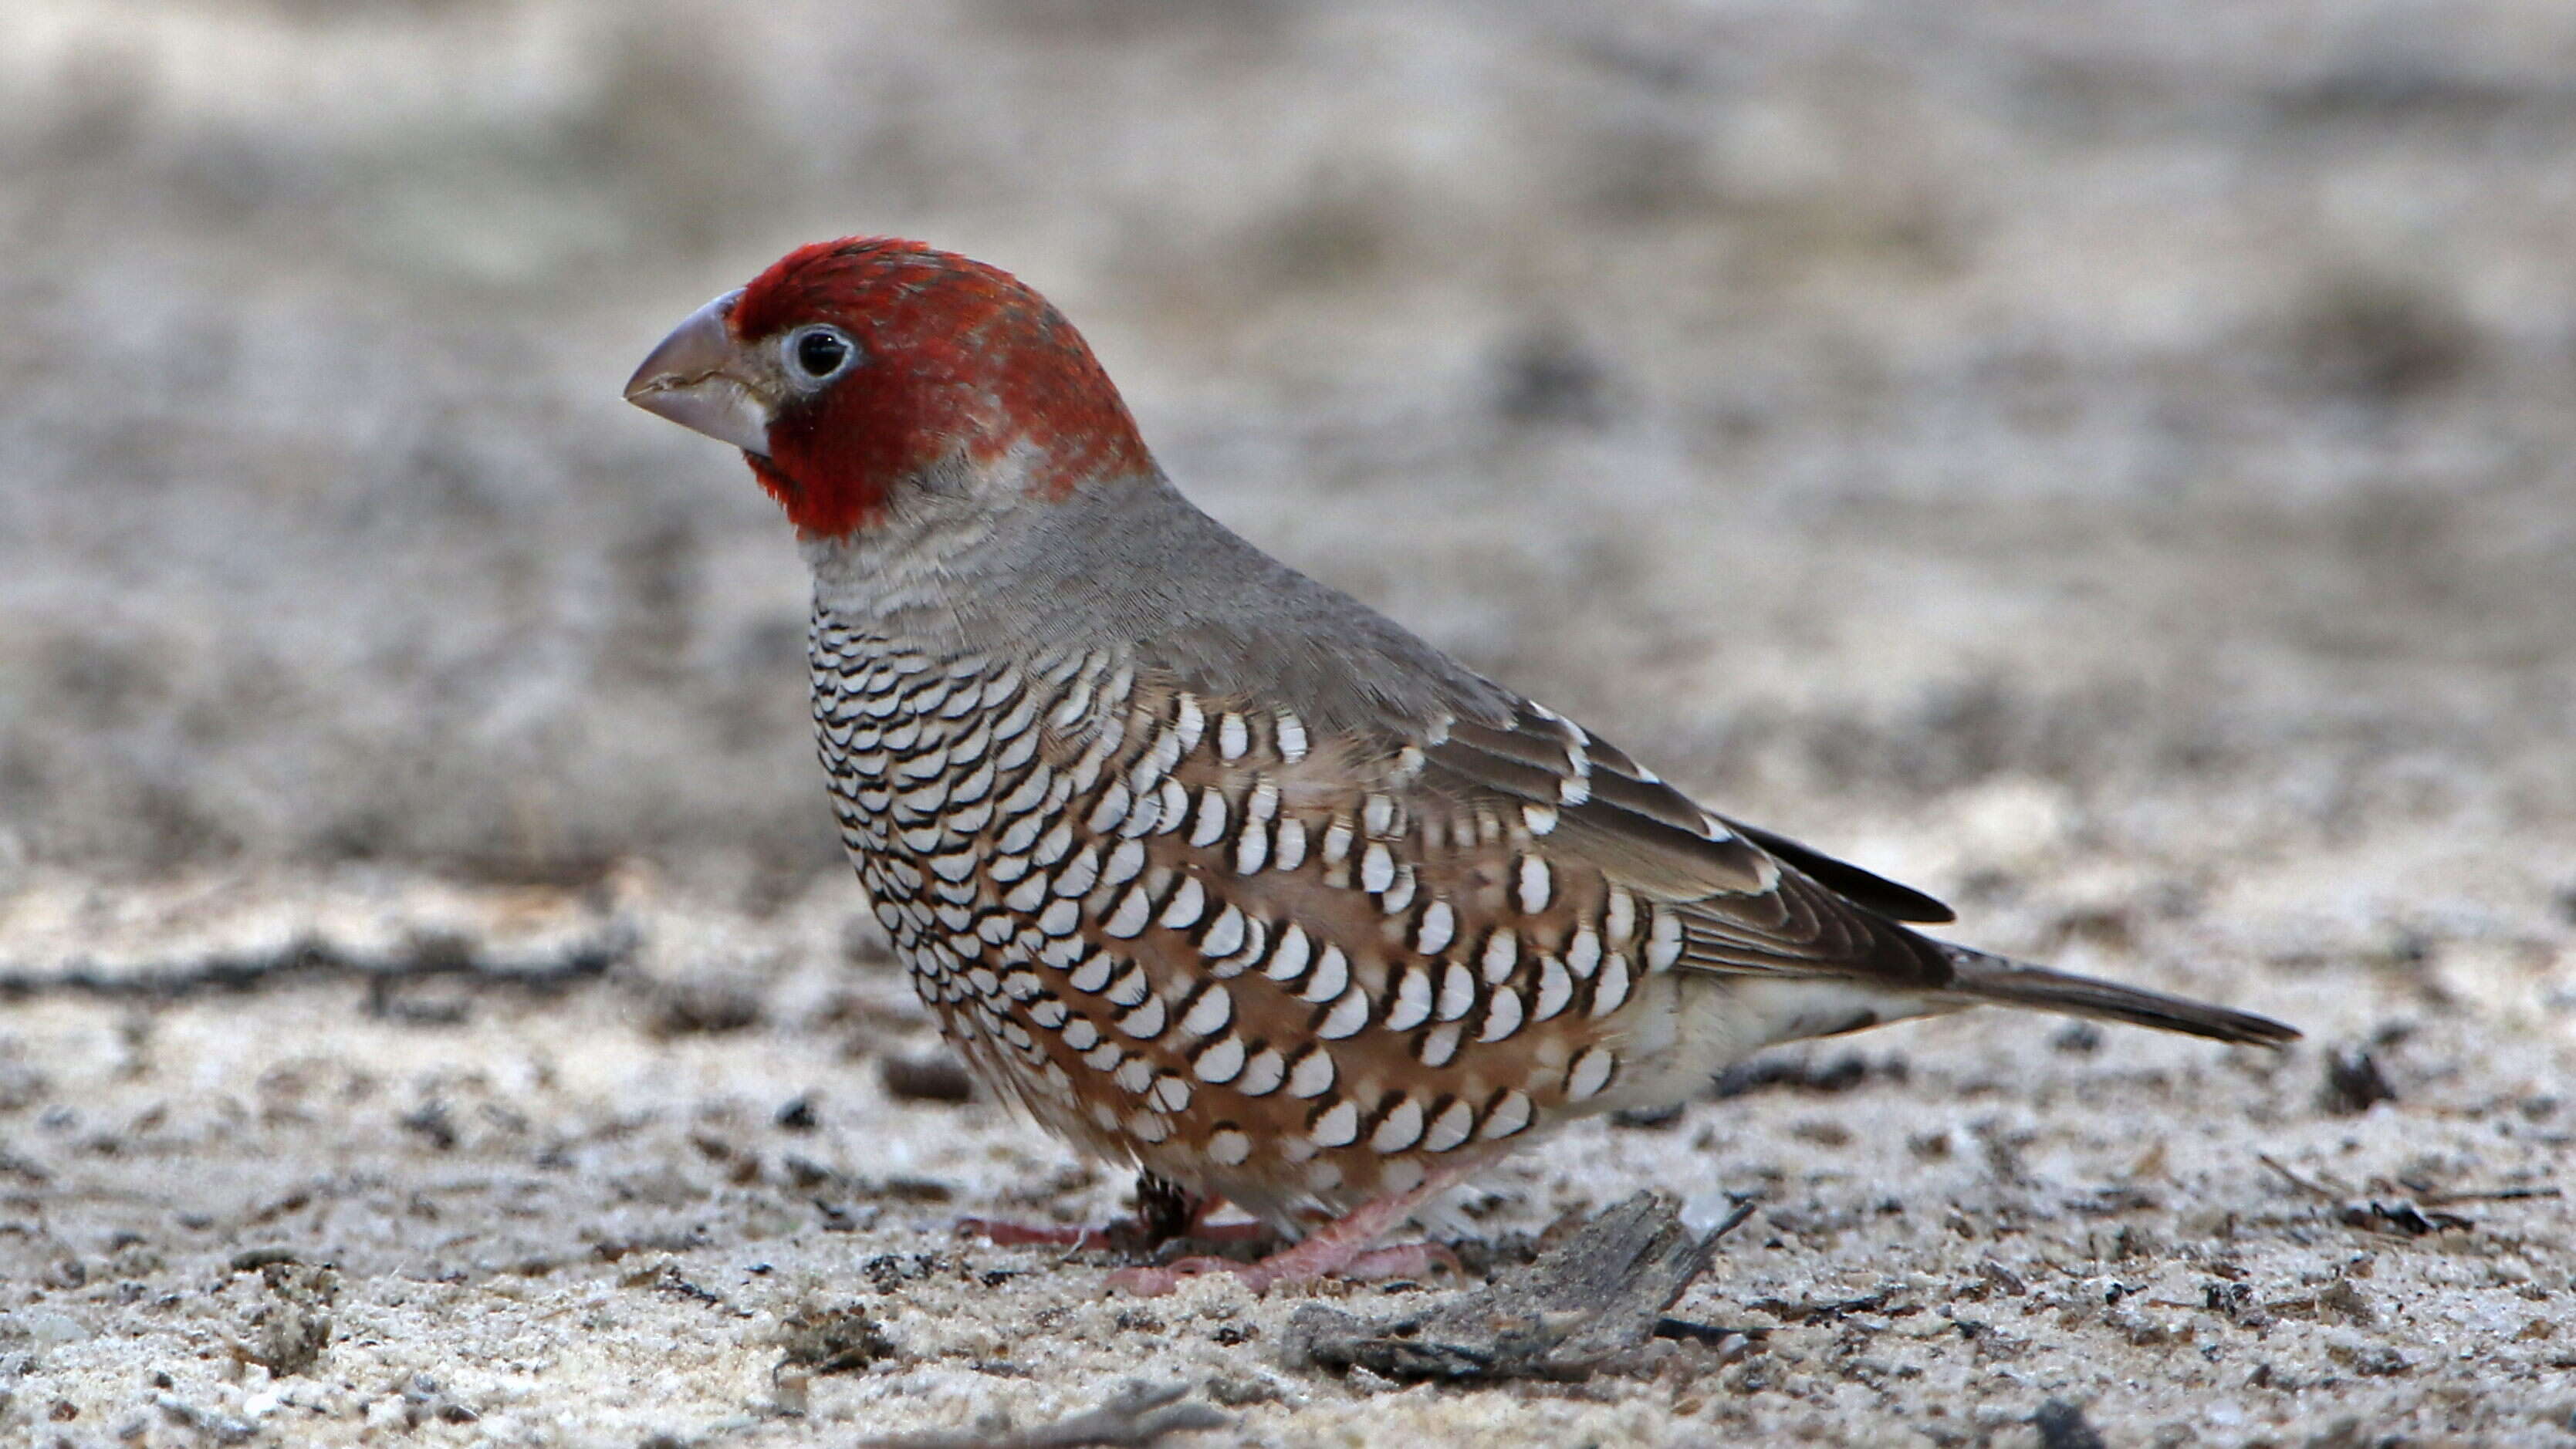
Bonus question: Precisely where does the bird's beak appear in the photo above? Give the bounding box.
[624,289,773,456]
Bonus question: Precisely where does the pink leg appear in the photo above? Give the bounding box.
[1340,1241,1465,1282]
[961,1175,1268,1254]
[960,1214,1270,1250]
[958,1218,1114,1249]
[1107,1165,1474,1296]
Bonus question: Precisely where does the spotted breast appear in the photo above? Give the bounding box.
[809,614,1662,1226]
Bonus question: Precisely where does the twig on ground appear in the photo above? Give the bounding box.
[2257,1153,2339,1199]
[1284,1193,1756,1383]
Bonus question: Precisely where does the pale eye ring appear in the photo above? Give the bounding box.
[784,324,857,382]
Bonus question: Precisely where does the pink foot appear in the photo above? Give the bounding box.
[957,1218,1114,1250]
[1342,1241,1465,1282]
[959,1173,1270,1255]
[1106,1165,1476,1296]
[960,1216,1271,1251]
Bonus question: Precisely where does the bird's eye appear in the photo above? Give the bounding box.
[786,326,854,382]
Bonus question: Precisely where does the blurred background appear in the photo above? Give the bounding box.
[2,0,2571,931]
[8,12,2571,1434]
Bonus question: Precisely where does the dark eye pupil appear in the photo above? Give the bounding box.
[796,330,848,377]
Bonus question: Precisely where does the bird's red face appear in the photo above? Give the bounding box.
[625,238,1151,538]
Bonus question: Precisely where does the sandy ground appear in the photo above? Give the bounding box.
[4,2,2575,1444]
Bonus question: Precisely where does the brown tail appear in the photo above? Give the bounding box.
[1936,945,2299,1047]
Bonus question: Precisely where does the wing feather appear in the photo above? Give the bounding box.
[1420,698,1958,992]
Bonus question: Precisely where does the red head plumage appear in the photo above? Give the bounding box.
[722,238,1154,538]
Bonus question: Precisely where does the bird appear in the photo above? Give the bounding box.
[624,237,2298,1294]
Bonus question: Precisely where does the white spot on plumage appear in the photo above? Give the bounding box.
[1159,876,1206,930]
[1188,788,1229,848]
[1414,900,1455,955]
[1135,729,1182,789]
[1087,782,1131,834]
[1436,961,1477,1022]
[1199,904,1246,960]
[1424,1098,1476,1152]
[1100,838,1145,889]
[1118,785,1164,838]
[1274,711,1309,762]
[1286,1045,1336,1099]
[1236,1047,1286,1096]
[1361,793,1396,837]
[1359,843,1396,894]
[1033,819,1074,866]
[1068,958,1121,1000]
[1480,1089,1534,1139]
[1207,1127,1251,1166]
[1384,965,1433,1032]
[1104,962,1151,1008]
[1516,856,1552,914]
[1046,844,1097,900]
[1566,1047,1615,1102]
[1418,1021,1462,1068]
[1271,816,1307,871]
[996,812,1044,856]
[992,725,1040,772]
[1317,986,1371,1039]
[1308,1098,1358,1147]
[1479,985,1526,1042]
[1645,909,1683,971]
[1300,944,1350,1004]
[1035,898,1080,937]
[1116,994,1166,1039]
[1566,925,1602,979]
[1244,779,1280,826]
[1101,884,1153,938]
[1370,1098,1425,1153]
[1179,983,1233,1038]
[1604,887,1638,947]
[1265,924,1313,984]
[1049,675,1097,729]
[1212,916,1267,977]
[992,691,1042,742]
[948,759,996,807]
[1192,1033,1246,1084]
[1588,954,1633,1018]
[1533,956,1574,1021]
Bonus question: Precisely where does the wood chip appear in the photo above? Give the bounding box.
[1283,1191,1755,1383]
